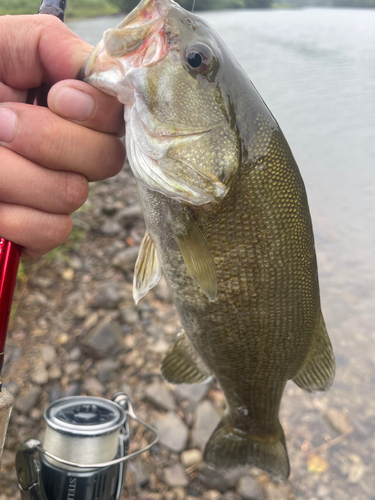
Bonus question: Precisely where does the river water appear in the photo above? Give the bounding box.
[69,9,375,499]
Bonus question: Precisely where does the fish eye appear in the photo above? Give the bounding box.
[184,43,212,75]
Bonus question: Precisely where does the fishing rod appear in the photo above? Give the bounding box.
[1,3,158,498]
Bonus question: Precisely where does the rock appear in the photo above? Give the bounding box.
[121,307,139,325]
[64,383,82,397]
[220,493,242,500]
[164,464,189,487]
[14,387,42,414]
[192,400,221,448]
[263,482,293,500]
[4,381,20,397]
[30,408,43,421]
[181,449,203,468]
[155,412,189,453]
[153,277,171,301]
[73,303,90,319]
[316,485,331,498]
[41,345,56,366]
[117,205,143,226]
[31,364,49,385]
[204,491,222,500]
[49,365,62,380]
[69,256,83,270]
[83,377,105,395]
[198,465,230,493]
[99,219,122,236]
[112,247,139,272]
[127,458,150,487]
[69,346,82,361]
[145,382,176,411]
[62,268,74,281]
[146,325,165,339]
[175,380,212,405]
[97,359,121,384]
[92,283,122,309]
[323,408,351,434]
[347,458,366,484]
[236,476,265,500]
[82,318,123,357]
[65,362,81,376]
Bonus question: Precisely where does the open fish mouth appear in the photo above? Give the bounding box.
[83,0,177,88]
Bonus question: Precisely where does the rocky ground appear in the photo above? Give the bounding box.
[0,163,373,500]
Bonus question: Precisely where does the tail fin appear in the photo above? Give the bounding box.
[203,417,290,480]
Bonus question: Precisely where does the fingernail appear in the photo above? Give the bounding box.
[0,106,18,143]
[52,87,95,121]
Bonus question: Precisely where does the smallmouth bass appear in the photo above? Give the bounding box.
[83,0,335,479]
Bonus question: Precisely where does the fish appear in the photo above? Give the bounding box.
[82,0,335,479]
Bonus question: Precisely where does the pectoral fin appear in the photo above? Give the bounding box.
[133,232,161,304]
[161,331,211,384]
[171,211,217,302]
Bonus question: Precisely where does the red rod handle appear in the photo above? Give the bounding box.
[0,239,21,377]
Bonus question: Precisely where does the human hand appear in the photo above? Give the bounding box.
[0,15,125,258]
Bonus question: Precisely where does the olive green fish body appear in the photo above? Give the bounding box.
[83,0,335,479]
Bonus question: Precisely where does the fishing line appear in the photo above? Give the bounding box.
[192,0,196,12]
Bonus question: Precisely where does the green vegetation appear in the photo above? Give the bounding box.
[0,0,117,17]
[0,0,374,22]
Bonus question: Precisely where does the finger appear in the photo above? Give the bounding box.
[0,202,73,258]
[48,80,125,136]
[0,83,27,103]
[0,15,92,89]
[0,103,125,182]
[0,147,89,215]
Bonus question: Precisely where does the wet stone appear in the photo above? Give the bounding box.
[164,463,189,487]
[155,412,189,453]
[64,383,81,398]
[4,381,20,397]
[263,482,293,500]
[236,476,265,500]
[14,387,42,414]
[82,318,123,357]
[145,382,176,411]
[192,400,221,449]
[92,282,122,309]
[175,380,212,406]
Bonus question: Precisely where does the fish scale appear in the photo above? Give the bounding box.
[83,0,335,479]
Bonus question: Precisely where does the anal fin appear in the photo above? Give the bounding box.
[161,331,211,384]
[170,210,217,302]
[133,232,161,304]
[293,313,335,392]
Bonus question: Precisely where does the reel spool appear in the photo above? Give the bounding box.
[16,393,158,500]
